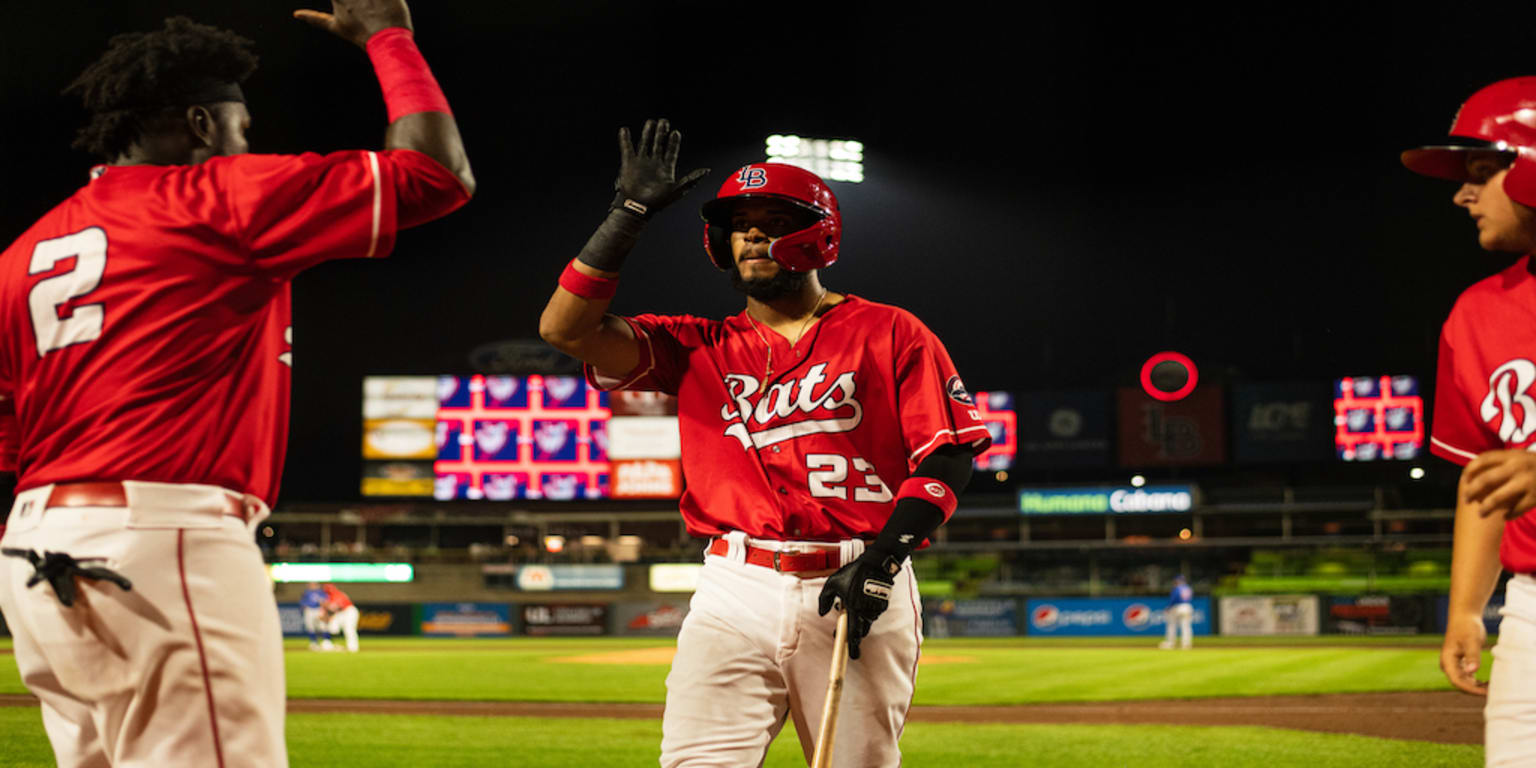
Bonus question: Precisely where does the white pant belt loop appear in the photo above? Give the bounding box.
[722,530,749,564]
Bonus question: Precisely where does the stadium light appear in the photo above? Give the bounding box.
[1130,475,1147,487]
[765,135,864,182]
[544,535,566,553]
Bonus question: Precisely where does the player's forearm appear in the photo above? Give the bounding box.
[540,273,615,351]
[1448,492,1505,619]
[869,445,975,560]
[539,288,640,376]
[540,206,650,367]
[365,25,475,195]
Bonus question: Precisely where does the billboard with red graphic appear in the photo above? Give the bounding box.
[362,375,685,500]
[1333,375,1424,461]
[363,374,610,499]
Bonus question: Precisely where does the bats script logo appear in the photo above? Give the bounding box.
[1481,358,1536,444]
[719,363,863,450]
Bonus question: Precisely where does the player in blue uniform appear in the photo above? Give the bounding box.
[302,581,334,651]
[1160,575,1194,650]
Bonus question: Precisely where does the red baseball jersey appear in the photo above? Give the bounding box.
[323,584,354,611]
[588,295,990,541]
[1431,255,1536,573]
[0,149,467,506]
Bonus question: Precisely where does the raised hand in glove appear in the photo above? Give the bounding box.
[612,118,711,220]
[817,548,902,660]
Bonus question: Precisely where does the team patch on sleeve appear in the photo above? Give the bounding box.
[945,375,974,406]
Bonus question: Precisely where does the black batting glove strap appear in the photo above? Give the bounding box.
[613,118,710,221]
[817,547,901,660]
[1,548,133,608]
[574,207,647,273]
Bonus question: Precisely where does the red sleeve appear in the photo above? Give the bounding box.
[188,149,467,279]
[892,311,992,470]
[583,314,695,395]
[1430,323,1497,466]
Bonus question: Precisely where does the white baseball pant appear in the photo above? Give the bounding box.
[327,605,361,652]
[303,606,327,638]
[1487,573,1536,767]
[1164,603,1194,649]
[660,532,921,768]
[0,482,286,768]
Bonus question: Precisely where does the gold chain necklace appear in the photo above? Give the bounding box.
[746,289,828,382]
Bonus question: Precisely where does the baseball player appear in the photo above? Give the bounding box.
[1403,76,1536,766]
[540,120,988,767]
[0,4,472,766]
[1159,574,1194,650]
[302,581,336,650]
[321,582,361,653]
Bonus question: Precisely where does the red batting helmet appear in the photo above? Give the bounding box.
[1402,77,1536,207]
[700,162,841,272]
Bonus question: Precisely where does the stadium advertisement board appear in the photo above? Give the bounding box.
[521,603,608,636]
[514,564,624,591]
[1018,485,1197,515]
[1017,390,1111,468]
[1117,386,1226,466]
[923,598,1020,637]
[1433,594,1505,635]
[1026,597,1212,636]
[1218,595,1320,636]
[421,602,512,637]
[1326,595,1430,635]
[649,563,703,593]
[612,601,691,636]
[276,603,414,637]
[1231,382,1333,464]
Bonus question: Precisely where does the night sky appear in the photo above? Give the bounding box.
[1,2,1525,501]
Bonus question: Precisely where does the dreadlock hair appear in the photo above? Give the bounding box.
[64,17,258,160]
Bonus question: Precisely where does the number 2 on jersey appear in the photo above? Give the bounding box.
[806,453,894,502]
[28,227,108,357]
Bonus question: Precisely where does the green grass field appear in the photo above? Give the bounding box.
[0,636,1489,766]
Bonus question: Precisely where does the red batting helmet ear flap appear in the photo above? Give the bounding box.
[1504,149,1536,209]
[767,216,840,272]
[703,224,733,271]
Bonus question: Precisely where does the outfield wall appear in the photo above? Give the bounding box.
[250,593,1500,640]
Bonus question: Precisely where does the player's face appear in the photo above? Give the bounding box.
[1453,156,1536,253]
[729,200,814,279]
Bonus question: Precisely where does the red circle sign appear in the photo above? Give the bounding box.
[1140,351,1198,402]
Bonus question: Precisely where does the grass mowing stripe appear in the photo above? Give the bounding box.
[0,708,1485,767]
[0,638,1490,705]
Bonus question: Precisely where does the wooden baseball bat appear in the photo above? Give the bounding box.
[811,611,851,768]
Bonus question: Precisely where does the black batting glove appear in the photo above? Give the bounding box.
[1,549,133,607]
[817,548,901,660]
[612,118,710,220]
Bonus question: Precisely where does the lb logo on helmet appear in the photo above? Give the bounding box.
[737,166,768,189]
[700,162,842,273]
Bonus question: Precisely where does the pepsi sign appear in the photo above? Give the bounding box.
[1026,597,1212,636]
